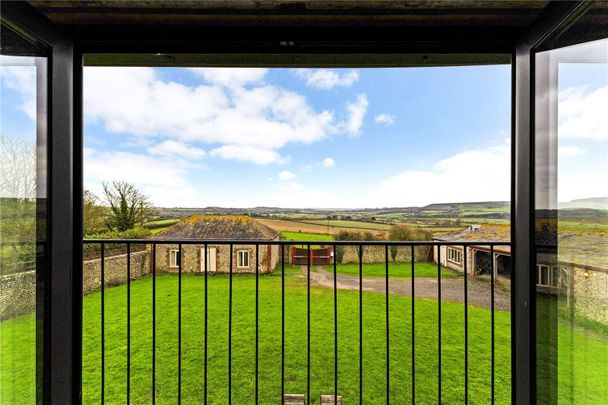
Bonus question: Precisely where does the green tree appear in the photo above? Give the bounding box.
[83,189,107,235]
[102,181,152,231]
[388,224,432,262]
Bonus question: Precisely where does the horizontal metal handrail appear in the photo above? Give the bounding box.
[83,238,510,246]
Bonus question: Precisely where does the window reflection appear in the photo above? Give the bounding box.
[536,38,608,404]
[0,25,48,404]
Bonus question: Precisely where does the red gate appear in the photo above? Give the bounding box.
[290,246,334,266]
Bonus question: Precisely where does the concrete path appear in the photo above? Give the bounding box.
[301,266,511,311]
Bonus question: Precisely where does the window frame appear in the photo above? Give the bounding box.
[536,264,551,287]
[237,250,250,269]
[169,249,180,268]
[447,247,463,265]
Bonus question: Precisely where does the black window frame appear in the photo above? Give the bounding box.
[2,2,598,404]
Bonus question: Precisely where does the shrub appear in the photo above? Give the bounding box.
[388,224,432,262]
[334,230,378,263]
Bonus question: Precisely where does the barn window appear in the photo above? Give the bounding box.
[537,265,562,288]
[447,247,462,264]
[169,249,180,268]
[536,265,552,287]
[237,250,250,268]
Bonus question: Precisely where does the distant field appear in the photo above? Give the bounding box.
[557,221,608,231]
[256,218,388,237]
[430,217,510,226]
[143,219,179,229]
[299,219,392,231]
[280,231,333,241]
[258,218,470,238]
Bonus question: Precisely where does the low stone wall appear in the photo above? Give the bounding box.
[340,245,432,264]
[0,270,36,320]
[1,251,152,320]
[82,250,150,293]
[572,267,608,325]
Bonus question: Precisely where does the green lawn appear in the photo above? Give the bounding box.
[325,262,456,279]
[281,231,333,248]
[2,270,606,404]
[280,231,333,241]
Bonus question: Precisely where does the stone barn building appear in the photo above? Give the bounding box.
[433,225,608,325]
[153,216,280,274]
[433,225,512,277]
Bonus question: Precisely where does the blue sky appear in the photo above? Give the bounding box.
[2,58,606,208]
[81,65,513,208]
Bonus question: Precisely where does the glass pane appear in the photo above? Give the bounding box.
[0,24,48,404]
[535,36,608,404]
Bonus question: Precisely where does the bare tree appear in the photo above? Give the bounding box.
[0,134,35,200]
[102,181,152,231]
[0,134,36,269]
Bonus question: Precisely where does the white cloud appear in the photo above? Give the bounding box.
[147,140,206,159]
[293,69,359,90]
[209,145,290,165]
[379,144,510,207]
[278,182,304,192]
[374,113,395,126]
[189,68,268,87]
[343,94,368,136]
[84,67,365,165]
[0,62,37,120]
[558,145,585,157]
[278,170,297,181]
[84,148,201,207]
[559,85,608,140]
[321,157,335,167]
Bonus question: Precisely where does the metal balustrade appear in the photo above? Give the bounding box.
[83,239,510,404]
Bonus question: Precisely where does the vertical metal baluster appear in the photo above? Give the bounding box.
[464,245,469,405]
[204,243,208,404]
[437,244,442,404]
[178,243,182,404]
[333,243,338,405]
[255,244,259,405]
[152,243,156,404]
[127,243,131,405]
[359,243,363,404]
[490,245,495,405]
[281,244,285,404]
[411,245,415,404]
[229,244,233,404]
[385,244,390,404]
[101,243,105,405]
[307,243,311,405]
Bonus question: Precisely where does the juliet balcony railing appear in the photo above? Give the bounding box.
[82,239,511,404]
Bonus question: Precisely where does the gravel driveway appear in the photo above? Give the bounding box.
[301,266,511,311]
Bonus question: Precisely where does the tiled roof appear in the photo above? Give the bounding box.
[434,224,607,271]
[155,215,279,240]
[432,225,510,242]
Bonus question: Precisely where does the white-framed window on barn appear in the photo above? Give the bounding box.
[169,249,180,268]
[537,265,562,288]
[447,247,462,264]
[237,250,250,268]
